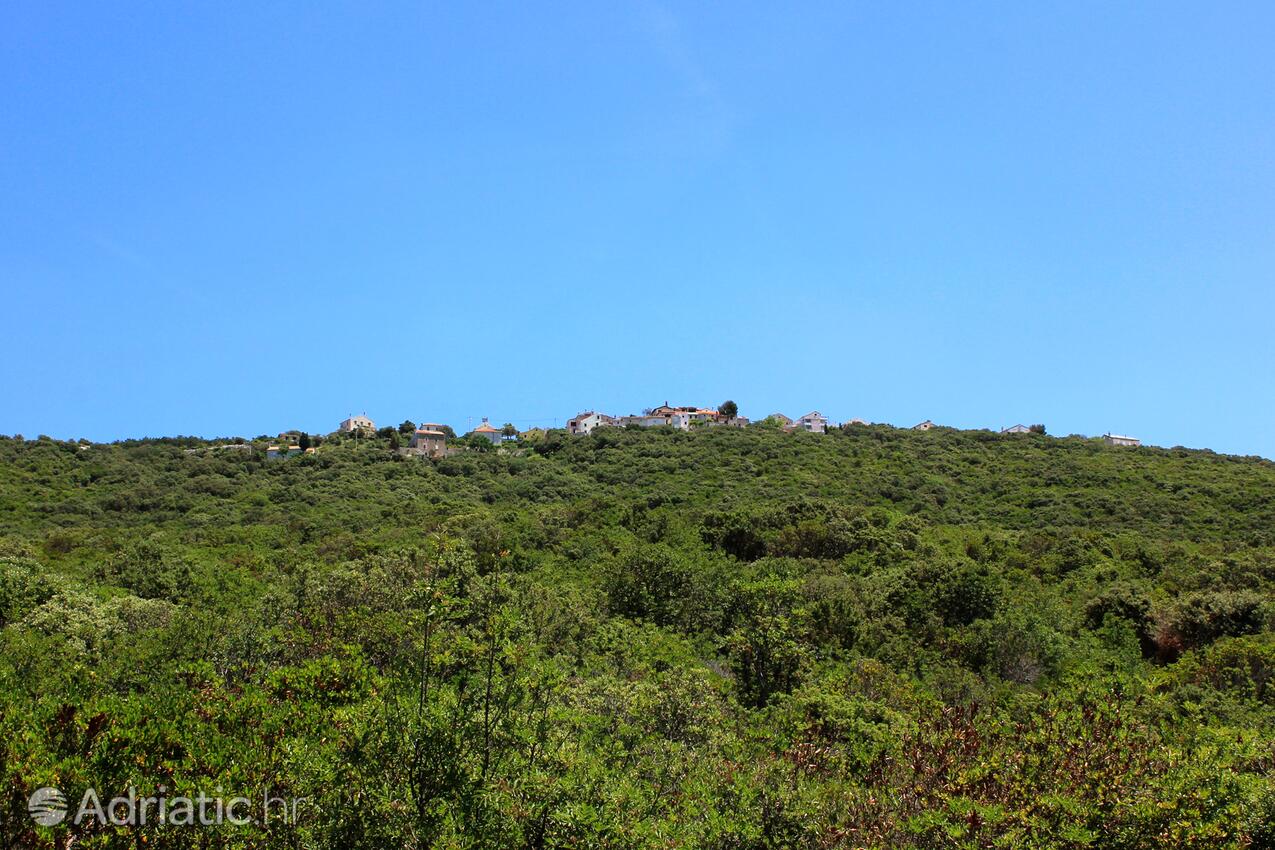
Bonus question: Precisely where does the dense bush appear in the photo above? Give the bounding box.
[1166,589,1268,648]
[0,427,1272,847]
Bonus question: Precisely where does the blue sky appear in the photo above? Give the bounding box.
[2,3,1273,456]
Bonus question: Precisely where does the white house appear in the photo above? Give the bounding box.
[339,414,376,434]
[913,420,937,431]
[619,403,719,431]
[567,411,618,435]
[793,411,829,434]
[470,418,503,444]
[648,403,692,430]
[1104,433,1140,447]
[685,408,718,427]
[1001,424,1032,434]
[612,414,650,428]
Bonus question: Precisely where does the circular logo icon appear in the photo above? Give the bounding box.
[28,787,68,826]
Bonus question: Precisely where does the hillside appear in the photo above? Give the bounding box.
[2,426,1273,847]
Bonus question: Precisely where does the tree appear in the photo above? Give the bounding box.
[98,539,191,602]
[934,564,1000,626]
[725,576,810,706]
[399,420,416,435]
[1030,423,1046,434]
[700,510,767,561]
[299,433,312,450]
[602,544,694,625]
[719,400,739,420]
[501,423,517,437]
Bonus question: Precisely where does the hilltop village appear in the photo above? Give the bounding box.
[246,402,1142,460]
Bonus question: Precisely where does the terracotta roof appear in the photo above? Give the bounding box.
[473,420,500,433]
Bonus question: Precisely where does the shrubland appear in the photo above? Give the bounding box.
[0,424,1272,848]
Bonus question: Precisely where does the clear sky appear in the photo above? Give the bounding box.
[3,3,1273,456]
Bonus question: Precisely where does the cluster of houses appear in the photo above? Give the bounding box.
[566,406,871,436]
[309,407,1141,461]
[566,408,1141,446]
[266,428,317,459]
[336,413,506,459]
[567,403,749,435]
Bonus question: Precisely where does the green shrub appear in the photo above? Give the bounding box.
[1166,589,1267,648]
[933,563,1000,626]
[96,538,193,602]
[602,543,696,626]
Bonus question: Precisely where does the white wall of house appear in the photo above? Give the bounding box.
[796,413,828,434]
[339,415,375,433]
[569,412,618,435]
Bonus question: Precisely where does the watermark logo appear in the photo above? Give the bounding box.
[28,787,68,826]
[26,786,304,828]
